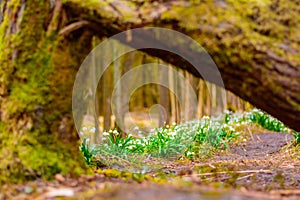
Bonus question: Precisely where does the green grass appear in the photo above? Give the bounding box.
[225,109,300,144]
[80,109,300,170]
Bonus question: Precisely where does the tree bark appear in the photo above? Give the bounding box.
[0,0,91,182]
[159,61,170,126]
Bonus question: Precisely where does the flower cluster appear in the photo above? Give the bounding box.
[80,108,298,165]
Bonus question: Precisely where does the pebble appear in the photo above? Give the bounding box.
[55,174,66,183]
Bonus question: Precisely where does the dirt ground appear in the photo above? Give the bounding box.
[1,132,299,200]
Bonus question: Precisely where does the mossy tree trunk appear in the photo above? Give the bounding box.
[0,0,93,182]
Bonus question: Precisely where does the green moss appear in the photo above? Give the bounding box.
[0,0,93,183]
[0,125,88,183]
[96,168,167,184]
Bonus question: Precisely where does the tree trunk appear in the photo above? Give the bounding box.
[197,80,204,119]
[159,61,170,126]
[112,42,124,134]
[0,0,91,182]
[184,71,191,121]
[103,59,112,131]
[169,64,177,123]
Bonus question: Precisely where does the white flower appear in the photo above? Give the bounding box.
[203,116,210,120]
[82,127,88,131]
[128,145,134,150]
[133,126,139,131]
[150,128,156,133]
[118,143,122,147]
[113,130,119,135]
[90,127,96,133]
[229,126,235,131]
[102,131,109,136]
[186,151,195,156]
[167,132,177,137]
[127,133,133,138]
[109,130,113,133]
[138,132,143,138]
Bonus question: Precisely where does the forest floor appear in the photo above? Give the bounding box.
[1,131,300,200]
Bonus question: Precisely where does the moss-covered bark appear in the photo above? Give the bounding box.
[0,0,92,183]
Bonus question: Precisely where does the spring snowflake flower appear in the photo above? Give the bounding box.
[136,140,142,145]
[150,128,156,133]
[90,127,96,133]
[113,130,119,135]
[186,151,195,157]
[223,124,229,128]
[82,127,88,131]
[138,132,143,138]
[203,116,210,120]
[102,131,109,136]
[229,126,235,131]
[241,121,247,125]
[167,132,177,137]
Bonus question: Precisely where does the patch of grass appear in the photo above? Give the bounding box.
[225,109,300,144]
[80,138,98,165]
[80,115,240,171]
[293,132,300,145]
[247,109,289,132]
[80,109,300,171]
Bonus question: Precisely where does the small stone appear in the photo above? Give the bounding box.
[44,188,74,198]
[24,186,34,194]
[55,174,65,183]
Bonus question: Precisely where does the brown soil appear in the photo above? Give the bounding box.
[1,132,299,200]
